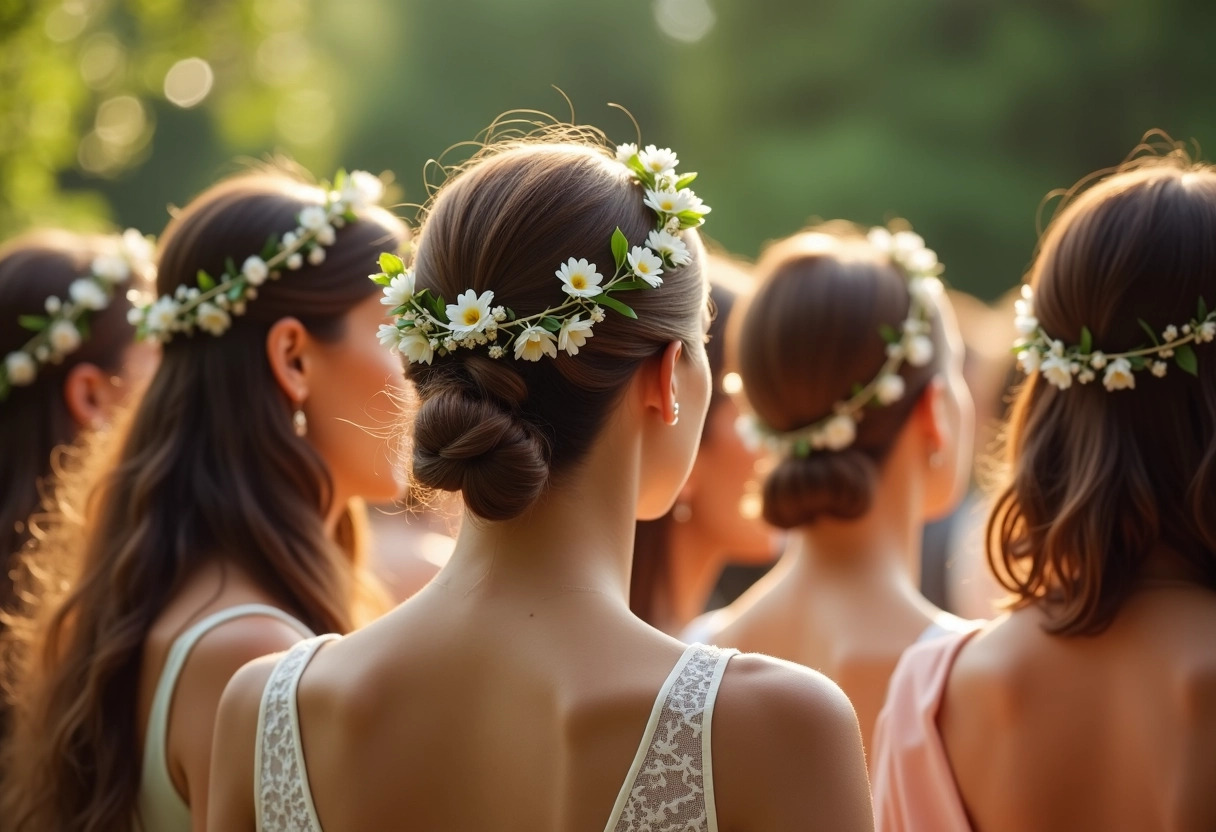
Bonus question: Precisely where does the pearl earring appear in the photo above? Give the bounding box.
[293,407,308,437]
[671,402,680,426]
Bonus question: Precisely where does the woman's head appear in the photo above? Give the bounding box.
[736,224,973,530]
[0,229,155,567]
[406,137,712,522]
[991,152,1216,634]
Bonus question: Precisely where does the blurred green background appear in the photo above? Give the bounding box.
[3,0,1215,299]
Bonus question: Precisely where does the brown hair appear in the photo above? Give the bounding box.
[408,134,706,521]
[0,231,137,589]
[630,254,750,626]
[0,170,405,831]
[988,149,1216,635]
[736,224,947,529]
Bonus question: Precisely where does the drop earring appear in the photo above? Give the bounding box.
[672,499,693,523]
[293,406,308,437]
[671,402,680,426]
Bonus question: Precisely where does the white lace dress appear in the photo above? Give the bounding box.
[254,639,737,832]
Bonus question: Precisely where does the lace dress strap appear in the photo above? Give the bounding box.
[605,643,738,832]
[254,634,340,832]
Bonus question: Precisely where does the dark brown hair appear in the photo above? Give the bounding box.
[0,231,137,590]
[1,170,405,831]
[736,224,946,529]
[988,150,1216,635]
[630,255,750,626]
[408,135,706,521]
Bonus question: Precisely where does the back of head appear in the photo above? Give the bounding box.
[407,137,706,521]
[993,150,1216,635]
[736,224,948,529]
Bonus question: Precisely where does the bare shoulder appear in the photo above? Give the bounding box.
[712,653,874,832]
[183,614,308,687]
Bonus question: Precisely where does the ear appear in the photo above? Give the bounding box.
[265,317,312,407]
[62,362,118,430]
[914,376,949,457]
[640,340,684,426]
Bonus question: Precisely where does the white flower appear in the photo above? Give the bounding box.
[286,253,303,270]
[120,229,154,267]
[298,206,328,231]
[1102,357,1136,391]
[908,276,943,306]
[1089,351,1107,369]
[1014,314,1040,336]
[488,346,504,359]
[513,325,557,361]
[399,330,434,365]
[1040,353,1074,390]
[5,351,37,386]
[906,247,939,274]
[664,216,681,234]
[627,246,664,287]
[1050,339,1065,357]
[590,305,606,323]
[341,170,385,211]
[282,231,299,248]
[1162,325,1179,342]
[867,227,893,253]
[69,278,108,310]
[34,346,49,362]
[558,314,595,356]
[820,414,857,451]
[892,231,925,257]
[446,289,495,335]
[127,307,144,326]
[1078,368,1096,384]
[638,145,679,176]
[48,319,81,354]
[1151,361,1168,378]
[1158,347,1174,358]
[1017,348,1041,374]
[381,271,415,308]
[242,256,269,286]
[91,254,130,285]
[885,342,905,360]
[45,296,62,314]
[196,302,231,336]
[1199,321,1216,342]
[315,224,336,246]
[875,374,906,405]
[555,258,603,298]
[307,246,326,266]
[646,230,691,266]
[442,337,457,351]
[145,297,180,333]
[615,143,639,163]
[643,188,693,216]
[905,334,934,367]
[377,323,401,350]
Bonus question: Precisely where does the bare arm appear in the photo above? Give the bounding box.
[206,656,279,832]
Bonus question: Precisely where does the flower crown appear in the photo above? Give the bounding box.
[373,144,710,365]
[739,227,944,458]
[1014,286,1216,391]
[130,170,386,343]
[1,229,154,402]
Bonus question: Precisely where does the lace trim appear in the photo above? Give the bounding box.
[609,644,733,832]
[255,635,337,832]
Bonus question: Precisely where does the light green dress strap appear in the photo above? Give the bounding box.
[137,604,314,832]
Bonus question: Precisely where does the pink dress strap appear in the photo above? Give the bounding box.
[871,627,980,832]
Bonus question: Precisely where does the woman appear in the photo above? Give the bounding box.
[209,132,873,832]
[1,168,406,831]
[872,151,1216,831]
[687,224,976,757]
[631,254,777,634]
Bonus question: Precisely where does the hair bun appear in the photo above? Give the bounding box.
[412,382,549,521]
[761,449,878,529]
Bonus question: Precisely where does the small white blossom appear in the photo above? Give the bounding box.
[126,307,144,326]
[627,246,664,287]
[906,247,939,274]
[315,224,336,246]
[1089,351,1108,369]
[45,296,62,314]
[282,231,299,248]
[174,285,189,301]
[381,271,416,308]
[1050,339,1065,357]
[488,345,504,359]
[341,170,385,212]
[5,351,37,386]
[590,306,606,323]
[1014,314,1039,336]
[875,374,906,405]
[555,258,603,298]
[195,302,231,336]
[558,314,595,356]
[492,306,507,322]
[905,334,934,367]
[242,255,269,286]
[377,324,401,351]
[615,143,639,163]
[513,325,557,361]
[120,229,154,267]
[48,319,81,354]
[1017,348,1041,374]
[885,342,905,360]
[638,145,679,176]
[1158,347,1174,358]
[1040,353,1074,390]
[819,414,857,451]
[34,346,49,362]
[1183,324,1192,335]
[867,227,893,253]
[145,297,180,334]
[446,289,495,335]
[286,253,303,270]
[892,231,926,257]
[1162,325,1179,342]
[399,330,434,365]
[91,254,131,284]
[646,230,692,266]
[1199,321,1216,342]
[643,188,694,216]
[1078,368,1096,384]
[1102,357,1136,391]
[307,246,326,266]
[298,206,328,231]
[1151,361,1168,378]
[442,337,457,351]
[664,216,682,234]
[69,279,108,310]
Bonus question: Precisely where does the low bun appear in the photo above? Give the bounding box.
[412,378,549,521]
[761,449,878,529]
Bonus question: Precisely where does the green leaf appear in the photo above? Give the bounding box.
[18,314,49,332]
[607,279,653,293]
[1137,319,1160,346]
[224,257,237,277]
[1079,326,1092,354]
[540,316,563,333]
[1174,344,1199,376]
[369,273,393,287]
[333,168,347,191]
[227,280,246,301]
[76,315,91,340]
[675,172,697,189]
[879,323,899,344]
[611,227,629,271]
[625,155,647,180]
[1200,296,1210,321]
[1128,355,1147,371]
[428,293,448,321]
[197,270,216,291]
[379,252,406,276]
[260,236,279,260]
[504,307,517,321]
[596,294,637,320]
[676,210,705,229]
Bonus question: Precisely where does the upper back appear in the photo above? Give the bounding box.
[940,587,1216,832]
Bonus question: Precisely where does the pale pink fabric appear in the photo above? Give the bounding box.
[871,628,979,832]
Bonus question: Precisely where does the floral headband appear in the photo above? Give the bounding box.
[1014,285,1215,391]
[373,143,710,364]
[738,227,944,457]
[130,170,385,343]
[1,229,154,402]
